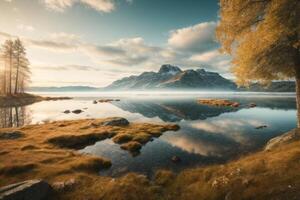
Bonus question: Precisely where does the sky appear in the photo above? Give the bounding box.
[0,0,232,87]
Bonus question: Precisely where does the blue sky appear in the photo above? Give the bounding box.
[0,0,231,87]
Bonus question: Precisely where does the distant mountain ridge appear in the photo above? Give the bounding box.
[28,86,101,92]
[105,64,237,90]
[28,64,296,92]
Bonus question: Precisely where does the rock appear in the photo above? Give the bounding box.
[231,102,240,107]
[171,156,181,163]
[255,125,267,129]
[52,178,76,192]
[120,141,142,152]
[265,128,300,151]
[0,131,24,140]
[63,110,70,114]
[93,100,98,104]
[72,109,83,114]
[102,117,129,126]
[249,103,257,108]
[0,179,52,200]
[98,99,120,103]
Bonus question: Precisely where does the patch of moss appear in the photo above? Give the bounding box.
[121,141,142,152]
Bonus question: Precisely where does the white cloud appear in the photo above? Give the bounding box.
[43,0,115,13]
[168,21,218,53]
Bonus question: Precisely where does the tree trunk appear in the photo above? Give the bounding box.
[8,51,12,95]
[295,68,300,128]
[14,55,19,94]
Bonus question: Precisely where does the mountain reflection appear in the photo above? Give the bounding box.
[112,99,239,122]
[0,106,30,128]
[112,97,296,122]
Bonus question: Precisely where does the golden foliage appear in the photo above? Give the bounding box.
[216,0,300,86]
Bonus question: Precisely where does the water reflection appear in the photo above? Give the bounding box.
[0,93,297,176]
[112,99,239,122]
[112,97,296,122]
[0,106,30,128]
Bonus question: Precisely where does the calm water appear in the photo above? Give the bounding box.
[0,92,297,176]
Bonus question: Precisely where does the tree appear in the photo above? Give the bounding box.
[0,39,30,95]
[13,39,27,94]
[1,39,14,95]
[216,0,300,126]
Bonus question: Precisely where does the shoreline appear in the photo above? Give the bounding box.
[0,93,72,107]
[0,118,299,199]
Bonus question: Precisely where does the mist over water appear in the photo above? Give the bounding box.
[1,91,296,176]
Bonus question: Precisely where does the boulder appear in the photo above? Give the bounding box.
[0,131,24,140]
[102,117,129,126]
[0,180,52,200]
[265,128,300,151]
[93,100,98,104]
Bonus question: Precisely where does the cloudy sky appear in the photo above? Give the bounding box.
[0,0,232,87]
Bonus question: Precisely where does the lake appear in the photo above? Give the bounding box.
[0,91,297,176]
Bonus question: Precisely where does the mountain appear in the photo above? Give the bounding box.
[28,86,101,92]
[105,64,237,90]
[240,81,295,92]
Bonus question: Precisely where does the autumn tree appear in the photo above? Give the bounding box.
[216,0,300,126]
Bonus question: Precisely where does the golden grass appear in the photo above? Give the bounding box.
[0,118,179,191]
[198,99,240,107]
[1,118,300,199]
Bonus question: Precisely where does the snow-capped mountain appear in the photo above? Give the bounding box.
[104,64,236,90]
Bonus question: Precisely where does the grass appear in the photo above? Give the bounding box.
[0,118,300,199]
[198,99,240,107]
[0,118,180,193]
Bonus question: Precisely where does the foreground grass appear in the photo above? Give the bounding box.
[0,118,300,200]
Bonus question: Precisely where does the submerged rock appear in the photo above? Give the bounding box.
[255,125,267,129]
[265,128,300,151]
[98,99,120,103]
[0,179,52,200]
[102,117,129,126]
[0,131,24,140]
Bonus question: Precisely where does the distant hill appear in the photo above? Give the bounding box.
[105,64,237,90]
[28,86,101,92]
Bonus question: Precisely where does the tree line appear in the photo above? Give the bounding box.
[0,39,30,95]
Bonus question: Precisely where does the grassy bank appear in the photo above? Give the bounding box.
[0,118,299,200]
[0,93,72,107]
